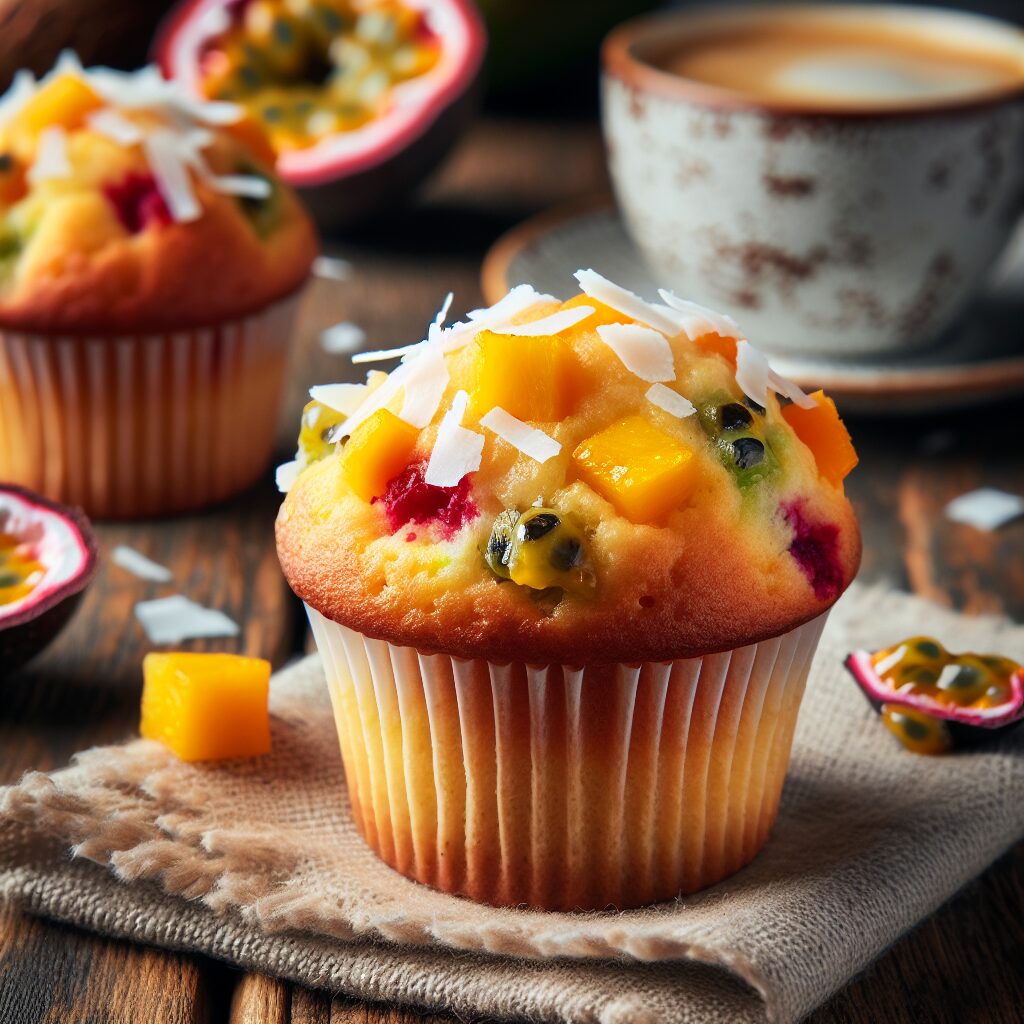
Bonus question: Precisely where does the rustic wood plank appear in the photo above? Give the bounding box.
[0,479,295,1024]
[230,974,289,1024]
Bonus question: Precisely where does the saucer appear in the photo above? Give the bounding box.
[481,198,1024,414]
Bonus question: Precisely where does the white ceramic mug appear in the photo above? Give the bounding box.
[602,4,1024,358]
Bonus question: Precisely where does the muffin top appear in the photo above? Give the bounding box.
[0,55,317,333]
[276,272,861,664]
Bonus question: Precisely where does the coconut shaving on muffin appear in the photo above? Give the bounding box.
[276,271,861,664]
[0,52,316,332]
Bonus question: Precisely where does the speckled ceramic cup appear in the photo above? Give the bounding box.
[602,4,1024,358]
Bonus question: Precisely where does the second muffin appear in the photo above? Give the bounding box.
[0,55,317,518]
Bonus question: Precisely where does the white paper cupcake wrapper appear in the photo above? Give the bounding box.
[307,605,829,910]
[0,290,302,519]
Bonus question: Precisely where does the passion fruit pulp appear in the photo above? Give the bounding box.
[155,0,485,228]
[845,637,1024,754]
[0,485,98,676]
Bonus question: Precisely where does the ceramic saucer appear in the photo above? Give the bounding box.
[482,198,1024,414]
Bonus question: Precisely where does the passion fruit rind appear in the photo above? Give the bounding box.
[845,648,1024,749]
[0,484,98,675]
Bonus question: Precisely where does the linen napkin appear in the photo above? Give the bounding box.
[1,584,1022,1024]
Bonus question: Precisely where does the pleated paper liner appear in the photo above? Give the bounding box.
[307,605,828,911]
[0,289,303,520]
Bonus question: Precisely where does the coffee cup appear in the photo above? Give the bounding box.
[601,4,1024,358]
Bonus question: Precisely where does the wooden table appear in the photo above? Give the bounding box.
[1,115,1022,1024]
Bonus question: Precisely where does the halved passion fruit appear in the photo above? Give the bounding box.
[155,0,485,227]
[0,485,98,676]
[845,637,1024,754]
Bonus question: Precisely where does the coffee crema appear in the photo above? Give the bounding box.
[661,19,1024,109]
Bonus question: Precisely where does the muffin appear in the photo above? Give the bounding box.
[276,271,860,910]
[0,54,317,519]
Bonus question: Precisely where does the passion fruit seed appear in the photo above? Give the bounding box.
[881,704,953,755]
[698,392,778,486]
[296,399,346,466]
[484,506,595,597]
[730,436,766,469]
[720,402,753,431]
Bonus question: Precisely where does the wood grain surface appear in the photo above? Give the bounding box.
[1,117,1022,1024]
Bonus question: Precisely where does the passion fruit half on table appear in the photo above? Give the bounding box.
[154,0,485,229]
[0,485,97,676]
[846,637,1024,754]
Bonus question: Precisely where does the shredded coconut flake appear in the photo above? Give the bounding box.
[467,284,556,324]
[945,488,1024,531]
[309,383,369,415]
[735,341,815,409]
[27,126,71,183]
[206,173,272,199]
[575,269,680,335]
[646,383,696,419]
[112,545,173,583]
[480,407,561,463]
[275,460,301,494]
[144,129,201,222]
[87,108,143,145]
[498,306,594,337]
[597,323,675,382]
[400,345,449,428]
[658,289,742,341]
[320,321,366,354]
[134,595,240,644]
[425,390,483,487]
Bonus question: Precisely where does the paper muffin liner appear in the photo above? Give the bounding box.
[0,290,302,519]
[307,605,829,911]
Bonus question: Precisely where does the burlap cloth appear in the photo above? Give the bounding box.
[2,584,1023,1024]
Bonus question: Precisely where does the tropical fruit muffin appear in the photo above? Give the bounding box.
[276,271,861,910]
[0,54,317,519]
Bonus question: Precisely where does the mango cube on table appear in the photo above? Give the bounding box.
[573,415,699,524]
[141,653,272,762]
[469,330,577,422]
[340,407,420,501]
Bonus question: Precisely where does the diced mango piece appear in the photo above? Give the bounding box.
[782,390,858,486]
[572,416,700,524]
[341,407,420,501]
[140,653,272,762]
[0,155,27,207]
[6,74,104,157]
[469,330,577,421]
[560,292,631,329]
[693,332,737,367]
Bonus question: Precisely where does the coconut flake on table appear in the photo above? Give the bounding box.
[646,383,696,419]
[112,545,173,583]
[27,126,72,184]
[658,289,742,341]
[425,390,483,487]
[87,108,143,146]
[309,382,369,416]
[320,322,367,354]
[480,407,561,463]
[134,595,239,644]
[275,460,301,494]
[597,323,675,383]
[735,341,816,409]
[575,269,680,335]
[312,255,352,281]
[945,488,1024,531]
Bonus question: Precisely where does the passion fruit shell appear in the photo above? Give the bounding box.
[845,648,1024,750]
[0,484,98,676]
[154,0,486,229]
